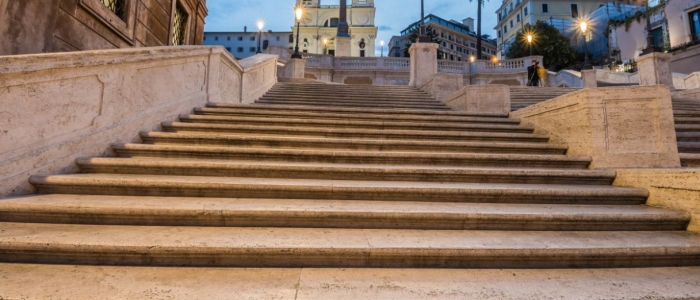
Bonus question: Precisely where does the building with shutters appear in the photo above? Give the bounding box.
[203,29,293,59]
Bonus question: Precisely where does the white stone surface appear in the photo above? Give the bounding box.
[638,52,674,88]
[409,43,439,87]
[581,69,597,88]
[512,86,680,169]
[442,85,511,115]
[335,36,352,57]
[419,73,464,101]
[0,46,277,197]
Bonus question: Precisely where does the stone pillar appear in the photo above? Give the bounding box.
[335,0,351,57]
[335,37,351,57]
[581,69,597,88]
[637,52,673,88]
[286,58,306,78]
[409,43,439,87]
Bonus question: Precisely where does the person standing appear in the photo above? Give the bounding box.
[527,60,540,87]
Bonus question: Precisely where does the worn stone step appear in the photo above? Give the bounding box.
[3,264,700,299]
[257,97,442,106]
[273,83,425,92]
[678,142,700,153]
[674,110,700,117]
[1,223,698,268]
[178,114,534,133]
[676,124,700,132]
[112,144,590,168]
[30,174,646,204]
[264,90,434,99]
[206,103,509,117]
[673,117,700,124]
[677,132,700,142]
[76,158,609,184]
[255,100,449,110]
[680,153,700,167]
[141,132,566,154]
[0,194,687,230]
[195,107,520,124]
[162,122,550,143]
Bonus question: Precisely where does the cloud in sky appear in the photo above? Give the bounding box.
[204,0,502,56]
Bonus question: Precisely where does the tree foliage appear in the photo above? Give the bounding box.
[403,25,441,58]
[506,21,579,71]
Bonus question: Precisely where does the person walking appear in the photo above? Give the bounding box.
[537,63,547,87]
[527,60,540,87]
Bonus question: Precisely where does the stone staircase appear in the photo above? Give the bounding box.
[674,96,700,167]
[510,86,581,111]
[1,82,699,271]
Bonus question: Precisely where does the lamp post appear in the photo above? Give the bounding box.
[526,34,533,57]
[256,20,264,54]
[380,40,385,57]
[580,21,591,69]
[292,7,303,59]
[323,38,328,55]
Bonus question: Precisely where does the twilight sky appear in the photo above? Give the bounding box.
[204,0,502,56]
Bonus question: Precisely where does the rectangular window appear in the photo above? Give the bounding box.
[172,3,188,45]
[690,10,700,42]
[227,36,231,41]
[360,50,365,57]
[503,25,507,33]
[395,41,400,46]
[237,47,243,52]
[498,30,501,38]
[571,4,579,18]
[524,7,528,16]
[650,27,663,47]
[517,14,520,23]
[225,47,231,52]
[250,37,255,41]
[203,36,206,41]
[510,20,513,27]
[98,0,127,20]
[542,4,549,13]
[214,36,218,41]
[249,47,256,52]
[238,36,243,41]
[450,44,454,50]
[276,36,280,41]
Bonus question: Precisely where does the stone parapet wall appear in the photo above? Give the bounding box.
[0,46,277,196]
[511,86,680,169]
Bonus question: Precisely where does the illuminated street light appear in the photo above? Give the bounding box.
[579,20,591,69]
[292,7,303,59]
[380,40,385,57]
[526,34,533,57]
[323,37,328,55]
[256,20,265,54]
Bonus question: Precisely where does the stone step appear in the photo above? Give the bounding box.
[162,122,551,143]
[674,110,700,117]
[206,103,509,117]
[0,194,687,230]
[2,264,700,299]
[273,83,425,92]
[258,96,442,106]
[264,90,434,98]
[677,132,700,142]
[676,124,700,132]
[112,144,590,168]
[1,223,697,268]
[141,132,567,154]
[76,158,609,184]
[680,153,700,167]
[255,100,449,110]
[30,174,647,204]
[177,114,534,133]
[678,142,700,153]
[673,117,700,124]
[195,107,521,124]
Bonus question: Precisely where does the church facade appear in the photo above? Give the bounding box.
[294,0,377,57]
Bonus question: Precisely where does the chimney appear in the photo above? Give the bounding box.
[244,26,247,33]
[462,18,474,31]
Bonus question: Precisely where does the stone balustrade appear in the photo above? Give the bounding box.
[438,61,470,74]
[471,56,542,74]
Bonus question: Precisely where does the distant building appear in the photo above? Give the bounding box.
[203,29,292,59]
[292,0,378,57]
[389,14,498,61]
[494,0,611,59]
[611,0,700,74]
[0,0,207,56]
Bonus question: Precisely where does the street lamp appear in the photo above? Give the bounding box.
[256,20,264,54]
[380,40,385,57]
[526,34,533,57]
[323,38,328,55]
[292,6,303,59]
[579,21,591,69]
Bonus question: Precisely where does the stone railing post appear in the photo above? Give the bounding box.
[286,58,306,79]
[409,43,439,87]
[637,52,673,88]
[582,69,597,88]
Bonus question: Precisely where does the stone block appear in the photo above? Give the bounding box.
[581,69,597,88]
[442,85,510,115]
[614,169,700,232]
[409,43,439,87]
[335,37,351,57]
[419,73,464,102]
[511,86,680,169]
[637,52,674,88]
[285,58,306,79]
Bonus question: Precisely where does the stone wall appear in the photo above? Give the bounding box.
[0,46,277,197]
[0,0,207,55]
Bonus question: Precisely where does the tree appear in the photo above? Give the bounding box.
[403,25,441,58]
[469,0,487,59]
[506,21,578,71]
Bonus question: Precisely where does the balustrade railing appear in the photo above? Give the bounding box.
[438,61,469,74]
[471,56,542,74]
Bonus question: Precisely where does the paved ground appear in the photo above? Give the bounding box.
[1,264,699,299]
